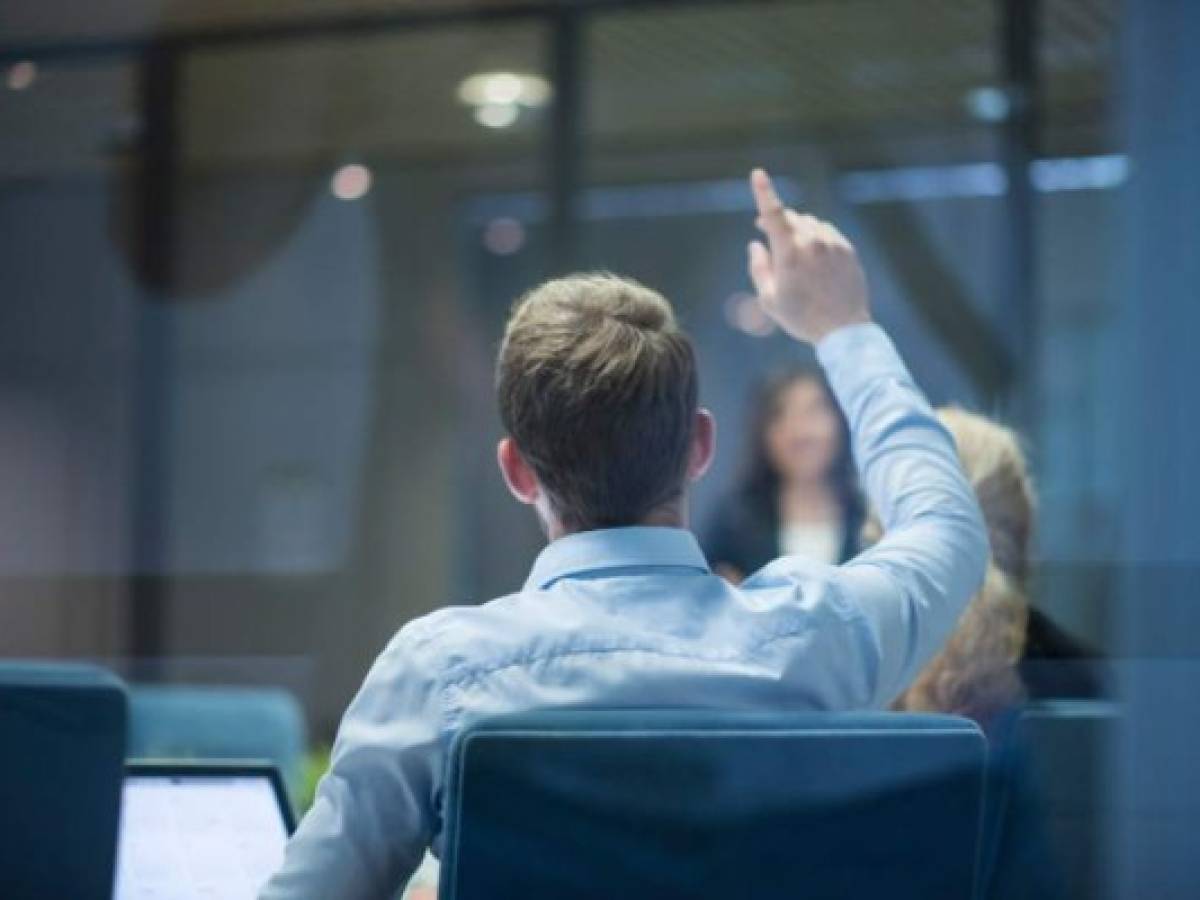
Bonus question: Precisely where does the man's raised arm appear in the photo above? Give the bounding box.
[747,169,988,707]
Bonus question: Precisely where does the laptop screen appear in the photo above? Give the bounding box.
[115,769,292,900]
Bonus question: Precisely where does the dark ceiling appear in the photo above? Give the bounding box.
[0,0,1118,177]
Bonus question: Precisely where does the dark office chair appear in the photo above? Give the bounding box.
[0,661,128,900]
[984,700,1119,900]
[439,709,987,900]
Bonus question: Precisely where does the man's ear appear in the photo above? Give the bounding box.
[688,408,717,482]
[497,437,540,506]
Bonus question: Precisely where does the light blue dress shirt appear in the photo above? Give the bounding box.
[260,323,988,900]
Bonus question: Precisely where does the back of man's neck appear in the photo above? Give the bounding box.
[547,503,688,541]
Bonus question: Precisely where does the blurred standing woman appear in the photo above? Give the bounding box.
[703,364,863,582]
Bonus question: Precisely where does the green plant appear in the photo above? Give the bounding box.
[298,744,331,814]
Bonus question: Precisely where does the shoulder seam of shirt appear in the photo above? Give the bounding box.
[384,615,458,740]
[436,595,872,696]
[439,641,745,695]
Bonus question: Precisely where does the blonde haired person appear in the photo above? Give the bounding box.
[866,407,1104,730]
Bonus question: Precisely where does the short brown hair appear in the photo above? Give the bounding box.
[496,273,698,532]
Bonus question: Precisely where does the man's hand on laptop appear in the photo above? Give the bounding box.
[747,168,872,344]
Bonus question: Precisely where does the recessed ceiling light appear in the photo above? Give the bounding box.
[478,73,523,105]
[458,72,552,118]
[474,103,521,129]
[6,61,37,91]
[330,163,372,200]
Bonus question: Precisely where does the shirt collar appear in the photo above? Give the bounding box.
[524,526,711,591]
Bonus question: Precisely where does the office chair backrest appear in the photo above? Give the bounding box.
[128,684,307,797]
[0,661,127,900]
[440,709,987,900]
[1009,700,1119,900]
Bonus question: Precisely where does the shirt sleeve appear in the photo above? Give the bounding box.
[814,323,988,707]
[259,626,443,900]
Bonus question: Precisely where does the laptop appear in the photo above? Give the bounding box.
[115,761,296,900]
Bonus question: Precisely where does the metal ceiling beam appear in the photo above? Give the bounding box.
[999,0,1041,426]
[128,41,180,668]
[0,0,774,64]
[548,4,584,273]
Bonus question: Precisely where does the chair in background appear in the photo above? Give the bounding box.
[0,661,128,900]
[127,684,307,799]
[439,709,987,900]
[997,700,1120,900]
[979,699,1121,900]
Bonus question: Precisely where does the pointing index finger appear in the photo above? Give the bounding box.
[750,168,791,251]
[751,168,785,217]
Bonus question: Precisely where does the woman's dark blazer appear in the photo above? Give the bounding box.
[1020,607,1108,699]
[701,489,863,577]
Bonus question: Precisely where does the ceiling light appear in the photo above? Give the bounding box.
[6,61,37,91]
[965,86,1012,123]
[478,73,522,105]
[474,103,520,129]
[457,72,552,110]
[330,163,372,200]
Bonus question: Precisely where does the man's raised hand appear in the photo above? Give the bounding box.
[747,168,872,344]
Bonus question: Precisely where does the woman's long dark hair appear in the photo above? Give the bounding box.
[736,363,861,528]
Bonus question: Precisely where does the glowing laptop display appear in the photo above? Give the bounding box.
[115,763,295,900]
